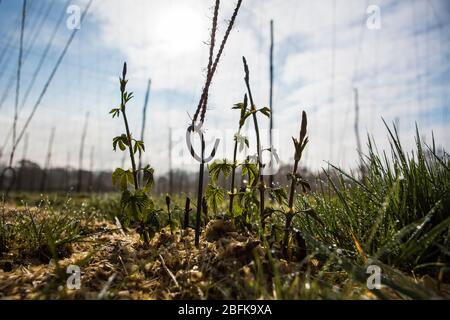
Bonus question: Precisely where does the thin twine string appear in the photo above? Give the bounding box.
[193,0,243,124]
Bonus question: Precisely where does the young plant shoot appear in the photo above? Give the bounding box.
[110,62,155,245]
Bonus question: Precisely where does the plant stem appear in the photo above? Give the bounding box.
[283,111,308,257]
[40,127,55,192]
[76,111,89,192]
[183,197,191,229]
[120,94,139,190]
[202,196,208,224]
[195,136,205,247]
[166,199,173,235]
[283,158,299,257]
[269,20,274,189]
[168,128,173,194]
[229,138,238,216]
[138,79,151,183]
[11,0,27,169]
[229,95,247,217]
[243,57,266,228]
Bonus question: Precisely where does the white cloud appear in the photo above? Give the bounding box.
[1,0,448,176]
[86,0,450,173]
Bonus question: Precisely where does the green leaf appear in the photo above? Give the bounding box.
[147,211,160,229]
[208,159,232,184]
[238,188,259,211]
[233,97,249,128]
[126,170,135,186]
[120,78,128,92]
[112,168,128,190]
[299,179,311,192]
[259,107,271,117]
[133,140,145,155]
[205,184,224,214]
[122,134,130,146]
[241,160,258,186]
[120,189,151,222]
[118,140,126,151]
[288,173,311,192]
[300,137,309,153]
[234,133,249,152]
[113,134,130,151]
[262,207,277,221]
[142,165,154,189]
[109,108,120,118]
[123,91,134,103]
[168,217,178,232]
[232,102,245,110]
[242,111,252,125]
[112,136,120,151]
[269,187,288,205]
[145,210,160,240]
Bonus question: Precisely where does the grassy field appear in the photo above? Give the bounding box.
[0,124,449,300]
[0,0,448,301]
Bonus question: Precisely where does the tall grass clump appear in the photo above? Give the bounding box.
[296,123,450,273]
[0,206,13,254]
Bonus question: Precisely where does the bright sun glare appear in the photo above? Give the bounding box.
[155,6,205,53]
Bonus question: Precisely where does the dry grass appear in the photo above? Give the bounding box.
[1,203,448,300]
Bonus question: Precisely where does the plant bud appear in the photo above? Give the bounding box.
[122,62,127,79]
[165,195,171,208]
[299,111,307,143]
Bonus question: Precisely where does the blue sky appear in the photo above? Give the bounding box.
[0,0,449,175]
